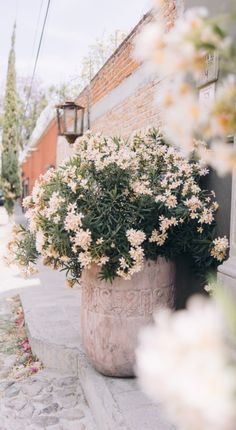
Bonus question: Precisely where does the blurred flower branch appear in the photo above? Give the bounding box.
[136,288,236,430]
[135,2,236,429]
[134,0,236,175]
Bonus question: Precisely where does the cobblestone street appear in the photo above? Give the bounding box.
[0,208,96,430]
[0,297,95,430]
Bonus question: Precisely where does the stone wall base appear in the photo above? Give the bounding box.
[217,257,236,294]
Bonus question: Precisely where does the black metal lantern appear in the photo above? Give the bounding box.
[56,101,85,144]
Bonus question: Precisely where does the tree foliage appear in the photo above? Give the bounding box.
[17,77,48,148]
[80,30,127,86]
[1,24,21,215]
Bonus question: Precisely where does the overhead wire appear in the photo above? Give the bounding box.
[23,0,52,118]
[29,0,45,76]
[20,0,44,110]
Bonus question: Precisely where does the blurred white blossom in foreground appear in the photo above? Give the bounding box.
[136,296,236,430]
[134,5,236,175]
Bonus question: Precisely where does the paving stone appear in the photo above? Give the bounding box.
[57,407,85,421]
[21,380,46,396]
[45,424,64,430]
[0,370,10,379]
[54,376,78,388]
[39,402,60,414]
[55,393,78,409]
[60,420,86,430]
[32,415,60,427]
[0,380,14,391]
[4,397,27,412]
[33,393,54,404]
[17,402,35,419]
[53,385,78,397]
[4,383,20,398]
[3,416,29,430]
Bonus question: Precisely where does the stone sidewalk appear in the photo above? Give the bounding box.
[0,207,96,430]
[0,298,95,430]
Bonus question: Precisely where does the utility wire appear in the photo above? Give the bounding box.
[23,0,51,117]
[29,0,45,74]
[22,0,44,102]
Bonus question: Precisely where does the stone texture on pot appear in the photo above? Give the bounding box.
[81,258,175,377]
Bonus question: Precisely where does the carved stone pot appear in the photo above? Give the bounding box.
[80,257,175,377]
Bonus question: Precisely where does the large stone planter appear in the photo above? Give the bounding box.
[81,258,175,377]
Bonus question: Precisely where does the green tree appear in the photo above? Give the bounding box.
[1,24,21,215]
[80,30,127,86]
[17,77,48,148]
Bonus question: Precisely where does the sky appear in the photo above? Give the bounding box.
[0,0,151,93]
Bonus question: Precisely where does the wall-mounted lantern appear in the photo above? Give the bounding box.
[56,101,85,144]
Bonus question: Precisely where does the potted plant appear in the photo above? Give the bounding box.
[9,129,228,376]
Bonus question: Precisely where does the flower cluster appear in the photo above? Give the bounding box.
[10,130,227,283]
[210,236,229,262]
[5,224,39,277]
[0,178,19,216]
[135,4,236,174]
[136,295,236,430]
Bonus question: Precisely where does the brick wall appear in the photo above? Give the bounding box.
[57,2,177,164]
[22,120,57,194]
[91,78,162,138]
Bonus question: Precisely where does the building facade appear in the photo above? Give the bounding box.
[20,106,57,196]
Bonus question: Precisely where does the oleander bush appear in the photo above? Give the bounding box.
[8,129,228,285]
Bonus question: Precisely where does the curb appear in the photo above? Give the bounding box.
[20,286,174,430]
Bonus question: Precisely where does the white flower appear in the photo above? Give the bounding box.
[25,208,38,233]
[134,4,236,176]
[134,22,166,75]
[149,229,167,246]
[46,192,64,219]
[68,181,77,193]
[199,208,214,225]
[136,296,236,430]
[134,8,213,79]
[211,236,229,262]
[206,78,236,138]
[119,257,129,270]
[61,255,70,263]
[21,262,39,278]
[94,256,109,266]
[78,251,92,268]
[129,245,144,263]
[159,216,178,232]
[116,268,132,280]
[53,215,61,224]
[200,142,236,177]
[22,196,32,209]
[157,80,202,154]
[131,180,153,196]
[64,212,84,232]
[126,229,146,247]
[185,196,202,212]
[35,230,46,253]
[73,229,92,251]
[32,182,44,205]
[165,193,177,209]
